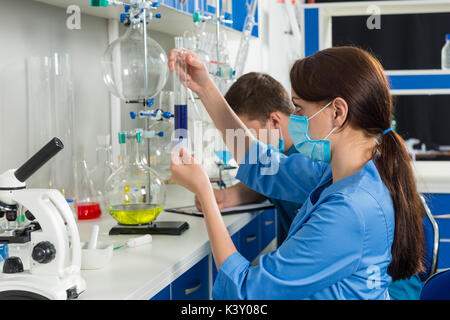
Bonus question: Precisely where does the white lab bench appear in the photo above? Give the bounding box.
[76,185,276,300]
[74,161,450,300]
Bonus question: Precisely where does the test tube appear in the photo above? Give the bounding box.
[173,37,188,141]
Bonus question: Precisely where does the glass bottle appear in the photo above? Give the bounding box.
[104,130,166,225]
[442,34,450,70]
[73,148,102,220]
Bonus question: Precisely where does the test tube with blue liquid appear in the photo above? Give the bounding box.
[173,37,188,142]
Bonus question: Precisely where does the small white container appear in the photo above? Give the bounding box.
[80,241,113,270]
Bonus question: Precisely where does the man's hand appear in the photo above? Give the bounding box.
[195,188,228,212]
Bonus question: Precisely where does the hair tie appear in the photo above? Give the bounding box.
[381,128,392,136]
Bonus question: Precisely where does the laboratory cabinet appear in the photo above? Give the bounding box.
[239,214,261,263]
[172,255,210,300]
[151,209,276,300]
[423,193,450,270]
[150,285,171,300]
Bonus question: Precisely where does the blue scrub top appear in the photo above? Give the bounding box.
[388,274,423,300]
[213,141,395,300]
[268,146,302,239]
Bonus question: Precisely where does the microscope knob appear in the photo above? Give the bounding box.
[32,241,56,264]
[3,257,24,274]
[25,210,35,221]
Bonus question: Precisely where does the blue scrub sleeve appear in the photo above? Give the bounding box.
[236,140,328,203]
[212,194,364,300]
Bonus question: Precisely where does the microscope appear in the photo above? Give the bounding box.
[0,138,86,300]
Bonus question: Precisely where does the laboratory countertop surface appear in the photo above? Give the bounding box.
[413,161,450,194]
[76,185,259,300]
[75,161,450,300]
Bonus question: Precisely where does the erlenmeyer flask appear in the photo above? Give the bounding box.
[73,148,102,220]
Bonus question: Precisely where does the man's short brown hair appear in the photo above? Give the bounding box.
[224,72,294,124]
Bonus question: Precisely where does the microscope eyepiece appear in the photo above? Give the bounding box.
[14,138,64,183]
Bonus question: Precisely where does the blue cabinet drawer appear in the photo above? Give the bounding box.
[260,209,276,250]
[434,216,450,239]
[239,215,260,262]
[438,241,450,270]
[150,285,170,300]
[423,193,450,215]
[172,255,210,300]
[212,232,239,282]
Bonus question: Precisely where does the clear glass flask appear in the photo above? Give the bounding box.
[73,148,102,220]
[90,135,117,209]
[101,18,169,101]
[104,130,166,225]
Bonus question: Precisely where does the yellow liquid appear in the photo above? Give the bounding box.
[108,204,163,225]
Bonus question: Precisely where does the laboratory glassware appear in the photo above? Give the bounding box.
[442,34,450,70]
[101,18,169,101]
[27,53,75,199]
[234,0,258,78]
[173,37,189,142]
[90,135,116,212]
[91,135,116,194]
[104,130,166,225]
[73,148,102,220]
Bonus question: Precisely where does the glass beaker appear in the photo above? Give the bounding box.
[104,130,166,225]
[73,148,102,220]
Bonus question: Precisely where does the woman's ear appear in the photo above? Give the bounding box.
[332,98,348,128]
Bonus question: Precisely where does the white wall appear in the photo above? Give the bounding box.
[0,0,297,179]
[0,0,110,173]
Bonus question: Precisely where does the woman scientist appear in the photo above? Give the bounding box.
[168,46,425,300]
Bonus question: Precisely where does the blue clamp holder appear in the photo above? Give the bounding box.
[162,111,174,119]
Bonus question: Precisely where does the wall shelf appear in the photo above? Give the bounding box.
[386,70,450,95]
[303,0,450,16]
[301,1,450,95]
[32,0,243,40]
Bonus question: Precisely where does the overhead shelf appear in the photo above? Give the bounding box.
[302,0,450,17]
[32,0,243,40]
[386,70,450,95]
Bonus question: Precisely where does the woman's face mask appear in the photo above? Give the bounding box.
[288,100,337,163]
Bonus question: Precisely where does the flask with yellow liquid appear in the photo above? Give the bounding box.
[104,130,166,225]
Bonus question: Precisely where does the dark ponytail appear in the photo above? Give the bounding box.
[290,46,425,280]
[376,130,425,279]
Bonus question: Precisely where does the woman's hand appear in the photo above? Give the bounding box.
[170,147,211,196]
[168,49,213,96]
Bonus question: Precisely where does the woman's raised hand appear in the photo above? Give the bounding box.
[168,49,213,95]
